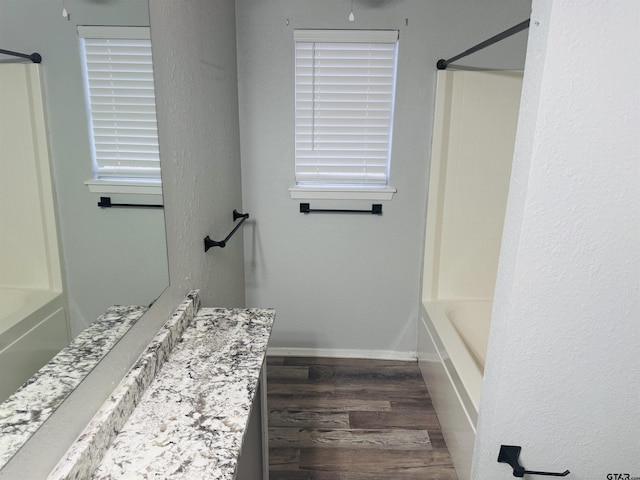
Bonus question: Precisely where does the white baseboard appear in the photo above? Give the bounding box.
[267,347,417,361]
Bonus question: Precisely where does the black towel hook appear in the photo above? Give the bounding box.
[498,445,570,477]
[204,209,249,251]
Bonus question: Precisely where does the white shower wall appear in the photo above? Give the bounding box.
[419,69,524,479]
[427,71,523,301]
[0,64,69,402]
[0,64,63,292]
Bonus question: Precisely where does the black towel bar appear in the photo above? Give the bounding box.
[300,203,382,215]
[98,196,163,209]
[204,210,249,251]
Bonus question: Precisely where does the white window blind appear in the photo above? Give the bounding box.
[294,30,398,187]
[78,26,160,181]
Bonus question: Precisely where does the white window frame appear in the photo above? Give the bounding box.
[290,29,398,200]
[79,26,162,196]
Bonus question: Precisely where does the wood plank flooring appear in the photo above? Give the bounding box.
[267,357,458,480]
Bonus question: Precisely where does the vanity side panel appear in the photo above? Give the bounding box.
[235,379,264,480]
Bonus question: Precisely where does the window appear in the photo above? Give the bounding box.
[292,30,399,199]
[79,26,161,194]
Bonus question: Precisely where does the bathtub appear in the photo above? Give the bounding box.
[418,299,491,480]
[0,287,69,403]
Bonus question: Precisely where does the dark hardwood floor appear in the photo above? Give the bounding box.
[267,356,458,480]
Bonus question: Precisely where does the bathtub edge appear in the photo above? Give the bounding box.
[418,302,477,480]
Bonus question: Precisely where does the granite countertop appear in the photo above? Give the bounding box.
[48,293,200,480]
[0,305,147,469]
[91,307,274,479]
[47,296,275,480]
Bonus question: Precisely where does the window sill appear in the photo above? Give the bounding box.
[289,186,396,201]
[85,179,162,196]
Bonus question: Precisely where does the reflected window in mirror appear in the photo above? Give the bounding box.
[79,26,162,195]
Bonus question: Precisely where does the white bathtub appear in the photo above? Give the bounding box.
[418,299,491,480]
[0,288,69,403]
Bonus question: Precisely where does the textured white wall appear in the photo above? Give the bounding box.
[473,0,640,477]
[150,0,246,308]
[236,0,531,354]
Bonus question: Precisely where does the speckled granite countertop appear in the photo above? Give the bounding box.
[48,299,274,480]
[91,308,274,479]
[0,305,147,469]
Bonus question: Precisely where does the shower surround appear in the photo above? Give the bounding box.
[0,64,69,402]
[418,70,523,479]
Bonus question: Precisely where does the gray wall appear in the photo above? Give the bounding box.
[236,0,531,354]
[0,0,169,336]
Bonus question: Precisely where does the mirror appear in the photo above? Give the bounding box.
[0,0,167,468]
